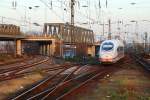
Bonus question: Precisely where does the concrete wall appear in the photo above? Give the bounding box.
[87,45,95,57]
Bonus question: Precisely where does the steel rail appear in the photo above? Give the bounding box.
[12,65,80,100]
[56,70,111,100]
[134,54,150,71]
[0,57,49,81]
[0,56,48,74]
[0,56,43,70]
[27,66,82,100]
[41,68,107,100]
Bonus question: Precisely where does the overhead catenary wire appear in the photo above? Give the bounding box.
[37,0,106,26]
[0,0,109,33]
[50,0,98,23]
[0,16,42,27]
[40,0,105,31]
[39,0,65,22]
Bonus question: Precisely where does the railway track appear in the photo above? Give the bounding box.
[0,64,66,82]
[3,63,78,82]
[132,54,150,72]
[55,55,138,100]
[7,55,131,100]
[10,64,117,100]
[0,55,43,70]
[40,69,110,100]
[0,56,50,81]
[11,65,82,100]
[0,56,32,66]
[56,68,114,100]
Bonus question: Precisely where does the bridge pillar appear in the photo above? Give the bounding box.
[49,44,51,56]
[39,45,43,55]
[87,45,95,57]
[49,40,55,56]
[42,45,45,55]
[47,44,50,56]
[50,39,55,56]
[60,41,63,57]
[16,40,22,56]
[40,44,51,56]
[91,46,95,57]
[43,45,46,55]
[50,44,53,56]
[45,44,48,56]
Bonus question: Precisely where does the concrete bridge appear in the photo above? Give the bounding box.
[0,23,95,58]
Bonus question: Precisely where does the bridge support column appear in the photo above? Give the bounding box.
[47,44,50,56]
[87,46,95,57]
[49,44,52,56]
[39,45,43,55]
[43,45,46,55]
[51,39,55,56]
[16,40,22,56]
[91,46,95,57]
[60,41,63,57]
[45,44,48,56]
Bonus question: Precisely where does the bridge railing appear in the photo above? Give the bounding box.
[43,23,95,44]
[0,24,21,35]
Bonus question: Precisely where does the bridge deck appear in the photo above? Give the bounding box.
[0,34,25,40]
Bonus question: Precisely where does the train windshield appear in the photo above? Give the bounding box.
[102,42,114,51]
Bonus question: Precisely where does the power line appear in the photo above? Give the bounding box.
[0,16,42,27]
[39,0,65,22]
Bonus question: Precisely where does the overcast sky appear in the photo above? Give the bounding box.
[0,0,150,42]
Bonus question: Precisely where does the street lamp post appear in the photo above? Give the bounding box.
[25,6,40,32]
[70,0,75,57]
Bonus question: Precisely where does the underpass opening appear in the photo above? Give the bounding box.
[22,41,52,56]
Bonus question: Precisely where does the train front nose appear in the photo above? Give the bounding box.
[100,55,113,62]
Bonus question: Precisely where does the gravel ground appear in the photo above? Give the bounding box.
[74,63,150,100]
[0,55,149,100]
[0,73,44,100]
[0,54,29,66]
[0,57,68,100]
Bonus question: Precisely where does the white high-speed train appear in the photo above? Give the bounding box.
[99,39,124,63]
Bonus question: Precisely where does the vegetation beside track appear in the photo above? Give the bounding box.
[0,54,26,65]
[74,57,150,100]
[64,56,100,65]
[0,54,30,65]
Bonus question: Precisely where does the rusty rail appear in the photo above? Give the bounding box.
[11,65,81,100]
[40,68,111,100]
[11,55,128,100]
[133,54,150,71]
[0,57,49,81]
